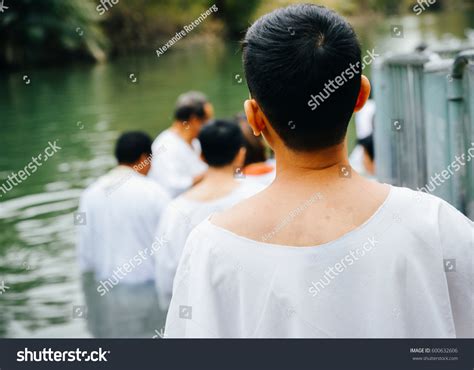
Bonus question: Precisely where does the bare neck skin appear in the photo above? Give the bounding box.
[119,153,151,176]
[273,141,347,184]
[185,165,241,202]
[212,140,390,247]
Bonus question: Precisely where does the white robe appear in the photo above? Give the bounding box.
[148,129,208,197]
[350,99,376,175]
[155,181,265,307]
[77,166,170,284]
[165,186,473,338]
[81,275,168,338]
[355,99,375,140]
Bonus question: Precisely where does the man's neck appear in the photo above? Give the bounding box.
[171,123,194,145]
[272,143,349,186]
[117,164,145,176]
[210,143,390,246]
[185,165,240,202]
[201,166,237,185]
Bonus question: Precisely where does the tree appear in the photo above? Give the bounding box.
[0,0,107,66]
[213,0,262,39]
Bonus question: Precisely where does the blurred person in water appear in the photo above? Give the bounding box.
[148,91,214,198]
[77,132,170,294]
[155,119,264,307]
[81,273,167,338]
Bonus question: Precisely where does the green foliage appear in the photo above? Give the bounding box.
[0,0,107,66]
[1,0,465,66]
[212,0,262,38]
[101,0,214,53]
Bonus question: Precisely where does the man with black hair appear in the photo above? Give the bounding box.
[77,132,170,286]
[149,91,214,197]
[155,120,264,306]
[165,4,472,338]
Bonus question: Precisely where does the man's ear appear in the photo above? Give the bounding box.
[244,99,267,136]
[354,75,371,113]
[204,103,214,121]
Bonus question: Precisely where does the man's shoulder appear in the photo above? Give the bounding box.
[389,186,462,217]
[152,130,174,154]
[210,190,266,235]
[179,219,220,263]
[152,129,179,152]
[80,179,103,202]
[388,186,472,241]
[187,216,216,239]
[152,129,171,143]
[162,195,196,220]
[212,185,471,242]
[127,175,170,202]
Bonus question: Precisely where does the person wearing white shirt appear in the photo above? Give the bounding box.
[236,112,276,187]
[155,120,265,307]
[349,98,376,176]
[165,4,473,338]
[77,132,171,291]
[148,91,213,198]
[81,273,167,338]
[357,135,376,180]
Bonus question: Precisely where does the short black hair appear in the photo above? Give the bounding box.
[358,135,374,161]
[174,91,208,122]
[115,131,152,164]
[198,119,244,167]
[243,4,362,151]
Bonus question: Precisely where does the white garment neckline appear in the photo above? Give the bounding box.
[205,185,395,251]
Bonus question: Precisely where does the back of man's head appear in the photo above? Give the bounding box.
[115,131,152,165]
[174,91,209,122]
[243,4,362,151]
[199,120,244,167]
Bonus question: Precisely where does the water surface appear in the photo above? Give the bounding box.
[0,10,472,337]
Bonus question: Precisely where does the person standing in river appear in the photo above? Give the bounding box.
[148,91,214,198]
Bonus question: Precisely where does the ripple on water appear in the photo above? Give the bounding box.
[0,189,82,220]
[0,188,85,337]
